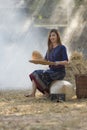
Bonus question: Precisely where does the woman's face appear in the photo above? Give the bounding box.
[49,32,58,43]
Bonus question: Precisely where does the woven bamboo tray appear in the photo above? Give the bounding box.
[75,74,87,98]
[29,59,55,65]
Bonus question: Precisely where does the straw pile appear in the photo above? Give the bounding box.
[65,51,87,88]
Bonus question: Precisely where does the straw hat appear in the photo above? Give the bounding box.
[32,50,43,60]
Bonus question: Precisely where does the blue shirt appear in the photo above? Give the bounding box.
[45,45,68,71]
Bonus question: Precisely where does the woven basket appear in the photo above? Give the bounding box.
[75,74,87,98]
[29,59,55,65]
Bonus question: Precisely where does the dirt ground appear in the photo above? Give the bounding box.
[0,90,87,130]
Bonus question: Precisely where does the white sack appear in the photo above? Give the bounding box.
[50,80,75,100]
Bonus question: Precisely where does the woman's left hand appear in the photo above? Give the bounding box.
[54,61,59,66]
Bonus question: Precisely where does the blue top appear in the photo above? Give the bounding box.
[45,45,68,72]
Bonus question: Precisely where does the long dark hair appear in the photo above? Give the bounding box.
[47,29,62,53]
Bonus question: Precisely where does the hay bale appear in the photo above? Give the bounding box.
[50,80,75,100]
[65,51,87,87]
[70,51,83,61]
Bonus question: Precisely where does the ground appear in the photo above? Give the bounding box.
[0,90,87,130]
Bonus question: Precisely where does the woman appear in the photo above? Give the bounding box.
[25,29,68,97]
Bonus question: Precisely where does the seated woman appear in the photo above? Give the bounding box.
[25,29,68,97]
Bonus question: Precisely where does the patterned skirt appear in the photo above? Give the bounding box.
[29,69,65,94]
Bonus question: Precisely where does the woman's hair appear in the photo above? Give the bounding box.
[47,29,62,53]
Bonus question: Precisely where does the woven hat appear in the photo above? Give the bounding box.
[32,50,43,60]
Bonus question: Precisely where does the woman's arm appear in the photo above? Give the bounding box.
[54,45,69,66]
[55,60,69,66]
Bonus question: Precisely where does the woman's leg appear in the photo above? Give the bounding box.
[25,80,37,97]
[30,80,37,96]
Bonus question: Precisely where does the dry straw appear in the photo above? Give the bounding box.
[65,51,87,88]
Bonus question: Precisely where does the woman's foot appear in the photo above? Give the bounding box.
[44,91,50,98]
[24,94,35,97]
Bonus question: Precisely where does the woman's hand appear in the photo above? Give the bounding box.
[55,61,59,66]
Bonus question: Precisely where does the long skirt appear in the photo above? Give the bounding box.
[29,69,65,94]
